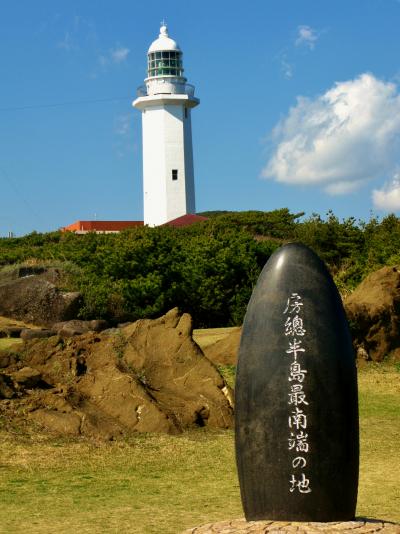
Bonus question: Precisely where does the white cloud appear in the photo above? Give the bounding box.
[115,114,131,136]
[111,47,130,64]
[113,114,134,158]
[58,31,75,51]
[57,15,93,52]
[280,54,293,79]
[97,54,108,67]
[325,180,364,196]
[275,25,321,81]
[373,171,400,211]
[295,25,318,50]
[96,45,130,73]
[262,73,400,200]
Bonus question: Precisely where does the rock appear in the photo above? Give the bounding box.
[388,347,400,362]
[0,352,17,368]
[0,374,15,399]
[181,518,400,533]
[118,322,133,328]
[29,410,82,436]
[0,309,234,439]
[88,319,109,332]
[0,266,68,286]
[52,319,109,337]
[0,326,23,338]
[236,244,358,521]
[0,276,82,326]
[101,327,120,336]
[20,329,53,340]
[0,266,46,284]
[11,367,42,388]
[344,266,400,362]
[356,346,370,361]
[202,327,241,366]
[121,308,234,429]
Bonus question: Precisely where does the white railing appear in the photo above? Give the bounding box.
[137,85,147,97]
[184,83,195,96]
[136,82,195,97]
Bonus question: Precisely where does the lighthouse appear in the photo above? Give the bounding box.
[133,24,200,227]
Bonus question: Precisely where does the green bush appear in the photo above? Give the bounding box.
[2,209,400,327]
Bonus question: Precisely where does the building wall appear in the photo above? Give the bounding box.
[142,105,168,226]
[142,102,195,226]
[164,104,189,223]
[183,108,196,214]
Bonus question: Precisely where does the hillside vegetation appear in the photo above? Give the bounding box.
[1,209,400,327]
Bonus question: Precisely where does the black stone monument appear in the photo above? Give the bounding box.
[235,243,359,522]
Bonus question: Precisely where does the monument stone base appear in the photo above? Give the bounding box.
[182,518,400,533]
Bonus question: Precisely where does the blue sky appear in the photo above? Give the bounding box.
[1,0,400,236]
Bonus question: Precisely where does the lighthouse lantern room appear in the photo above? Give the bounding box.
[133,24,199,227]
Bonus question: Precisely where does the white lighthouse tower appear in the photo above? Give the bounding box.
[133,24,200,227]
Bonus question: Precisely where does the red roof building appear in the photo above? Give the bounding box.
[61,221,144,234]
[61,215,208,234]
[164,214,208,227]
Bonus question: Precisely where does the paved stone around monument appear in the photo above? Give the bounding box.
[182,518,400,533]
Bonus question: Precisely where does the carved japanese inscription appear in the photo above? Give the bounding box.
[235,243,359,521]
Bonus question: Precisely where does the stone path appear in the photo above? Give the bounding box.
[182,518,400,533]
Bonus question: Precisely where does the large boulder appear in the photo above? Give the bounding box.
[20,329,53,340]
[121,309,234,428]
[52,319,108,337]
[0,266,47,284]
[344,266,400,362]
[0,326,23,338]
[0,309,234,439]
[0,266,67,286]
[0,276,81,326]
[10,367,43,388]
[202,327,241,366]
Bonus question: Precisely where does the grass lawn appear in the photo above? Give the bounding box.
[0,362,399,533]
[356,363,400,523]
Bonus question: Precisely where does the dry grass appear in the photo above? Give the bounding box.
[0,359,399,532]
[0,315,39,330]
[0,315,39,350]
[0,429,241,534]
[193,327,240,349]
[356,363,400,522]
[0,338,23,350]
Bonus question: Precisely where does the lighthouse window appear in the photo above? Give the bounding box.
[172,169,178,181]
[147,51,183,77]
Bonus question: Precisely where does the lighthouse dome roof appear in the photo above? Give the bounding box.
[148,24,181,53]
